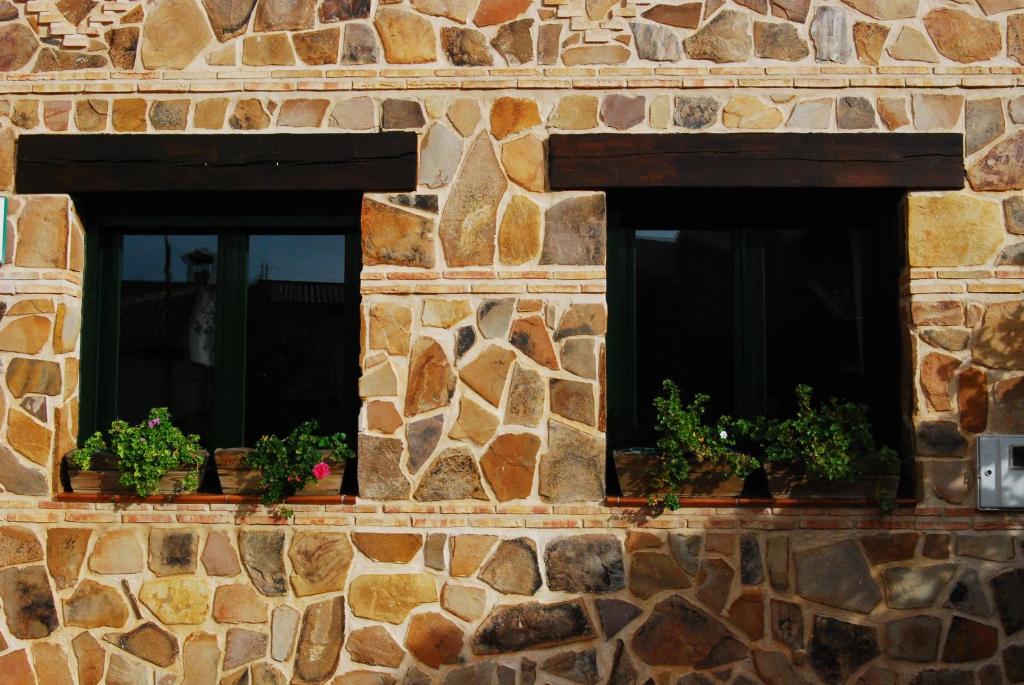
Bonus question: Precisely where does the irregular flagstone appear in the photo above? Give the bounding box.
[415,447,488,501]
[448,98,482,136]
[0,25,37,72]
[288,531,353,596]
[492,18,533,65]
[359,435,411,500]
[601,94,645,130]
[424,533,447,571]
[941,616,997,663]
[555,304,607,340]
[341,24,380,64]
[510,316,559,369]
[945,568,994,618]
[545,534,625,593]
[419,123,462,189]
[473,0,530,25]
[443,662,516,684]
[359,359,399,398]
[631,594,746,666]
[542,649,598,683]
[480,538,542,595]
[561,338,598,379]
[361,197,435,268]
[240,530,287,596]
[460,345,516,406]
[149,528,199,576]
[596,598,643,639]
[752,649,811,685]
[439,132,507,267]
[771,599,804,651]
[202,0,257,40]
[367,401,403,434]
[541,195,606,266]
[449,395,499,445]
[966,98,1005,156]
[550,377,596,425]
[72,632,106,685]
[412,0,474,22]
[795,540,881,614]
[293,27,340,65]
[642,3,701,28]
[809,616,879,684]
[505,364,545,426]
[886,615,941,663]
[852,22,888,65]
[90,530,144,575]
[368,303,411,356]
[473,599,596,654]
[183,633,219,684]
[696,558,735,613]
[841,0,917,19]
[0,526,42,567]
[451,534,498,576]
[968,131,1024,191]
[562,44,631,65]
[319,0,369,21]
[0,316,50,354]
[888,26,939,62]
[47,527,90,590]
[272,605,301,661]
[442,583,488,621]
[109,622,180,667]
[480,432,540,501]
[972,302,1024,370]
[213,583,268,623]
[441,26,493,66]
[349,574,438,624]
[294,597,344,684]
[352,532,423,563]
[924,8,1001,63]
[956,533,1014,561]
[882,564,957,609]
[254,0,313,30]
[908,193,1003,268]
[107,653,152,685]
[724,95,782,129]
[16,198,68,270]
[478,299,516,339]
[629,552,692,599]
[501,135,545,192]
[491,97,542,139]
[140,0,213,69]
[539,419,606,503]
[139,576,211,624]
[407,414,445,474]
[252,663,288,685]
[837,96,876,129]
[7,409,50,465]
[753,21,808,61]
[423,299,473,328]
[913,94,964,130]
[65,579,130,628]
[631,22,682,61]
[684,10,751,62]
[860,532,919,565]
[348,626,406,667]
[809,5,851,62]
[992,568,1024,635]
[405,337,456,416]
[224,627,267,670]
[549,95,600,129]
[405,612,464,668]
[728,589,765,640]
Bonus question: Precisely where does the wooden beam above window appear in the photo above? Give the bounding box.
[548,133,964,190]
[16,133,418,193]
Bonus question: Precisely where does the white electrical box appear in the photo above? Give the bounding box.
[978,435,1024,509]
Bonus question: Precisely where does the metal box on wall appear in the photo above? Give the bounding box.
[978,435,1024,509]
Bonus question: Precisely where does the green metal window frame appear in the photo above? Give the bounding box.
[606,190,904,456]
[79,225,361,450]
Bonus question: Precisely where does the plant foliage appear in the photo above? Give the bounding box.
[70,407,203,497]
[245,420,355,515]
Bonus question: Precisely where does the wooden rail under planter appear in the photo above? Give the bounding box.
[54,492,358,505]
[16,133,418,193]
[549,133,965,190]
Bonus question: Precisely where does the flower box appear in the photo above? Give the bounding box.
[65,452,206,495]
[214,448,345,496]
[613,447,746,499]
[764,462,899,500]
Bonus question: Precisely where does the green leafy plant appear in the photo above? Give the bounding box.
[70,407,204,497]
[650,379,758,510]
[245,420,355,516]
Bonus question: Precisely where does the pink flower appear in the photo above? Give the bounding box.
[147,418,161,428]
[312,462,331,481]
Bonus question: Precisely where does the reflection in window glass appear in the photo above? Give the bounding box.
[117,235,218,444]
[245,235,348,445]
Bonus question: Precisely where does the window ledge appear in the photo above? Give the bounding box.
[604,496,918,508]
[53,493,357,505]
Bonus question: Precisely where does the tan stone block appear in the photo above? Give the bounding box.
[459,345,516,407]
[450,534,497,576]
[139,576,211,624]
[449,395,499,445]
[877,96,910,130]
[972,302,1024,370]
[441,582,487,621]
[64,579,130,629]
[141,0,213,68]
[0,316,50,354]
[348,573,437,623]
[293,27,340,65]
[366,400,402,434]
[243,33,296,66]
[346,625,406,667]
[53,303,79,354]
[405,337,456,417]
[498,195,541,266]
[923,8,1001,63]
[368,302,411,355]
[490,97,541,139]
[549,95,599,130]
[194,98,229,130]
[351,532,423,562]
[447,98,481,136]
[723,95,782,129]
[112,98,147,132]
[501,134,545,192]
[75,99,109,132]
[330,97,376,130]
[480,432,539,501]
[422,299,472,328]
[359,360,399,398]
[0,127,13,191]
[907,193,1002,267]
[852,21,889,65]
[7,408,51,466]
[229,99,271,130]
[16,197,68,269]
[288,531,353,596]
[920,351,958,411]
[562,44,631,65]
[374,8,436,63]
[912,94,964,131]
[361,198,435,268]
[404,612,463,668]
[89,529,143,574]
[31,643,73,685]
[213,583,269,623]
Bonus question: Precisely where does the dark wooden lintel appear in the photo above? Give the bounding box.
[16,133,418,193]
[549,133,964,190]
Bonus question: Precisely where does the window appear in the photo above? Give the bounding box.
[606,190,903,485]
[81,219,361,456]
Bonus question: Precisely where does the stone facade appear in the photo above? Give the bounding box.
[1,0,1024,681]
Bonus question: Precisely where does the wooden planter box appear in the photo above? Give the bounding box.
[764,462,899,500]
[613,448,745,499]
[214,448,346,497]
[65,452,205,495]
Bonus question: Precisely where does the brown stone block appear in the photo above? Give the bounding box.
[112,98,147,132]
[7,408,52,466]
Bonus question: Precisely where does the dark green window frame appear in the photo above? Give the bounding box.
[79,217,362,453]
[606,189,906,490]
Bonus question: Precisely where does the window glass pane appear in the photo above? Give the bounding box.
[631,228,735,446]
[245,235,348,445]
[118,235,218,444]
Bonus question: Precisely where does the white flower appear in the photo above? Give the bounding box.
[719,430,728,440]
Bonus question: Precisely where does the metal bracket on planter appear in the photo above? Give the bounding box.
[977,435,1024,509]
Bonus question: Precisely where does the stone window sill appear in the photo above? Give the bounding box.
[53,493,358,505]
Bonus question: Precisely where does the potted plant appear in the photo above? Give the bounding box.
[66,407,205,496]
[613,379,759,509]
[215,420,354,511]
[751,385,900,511]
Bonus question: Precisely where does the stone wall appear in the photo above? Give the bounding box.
[1,0,1024,681]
